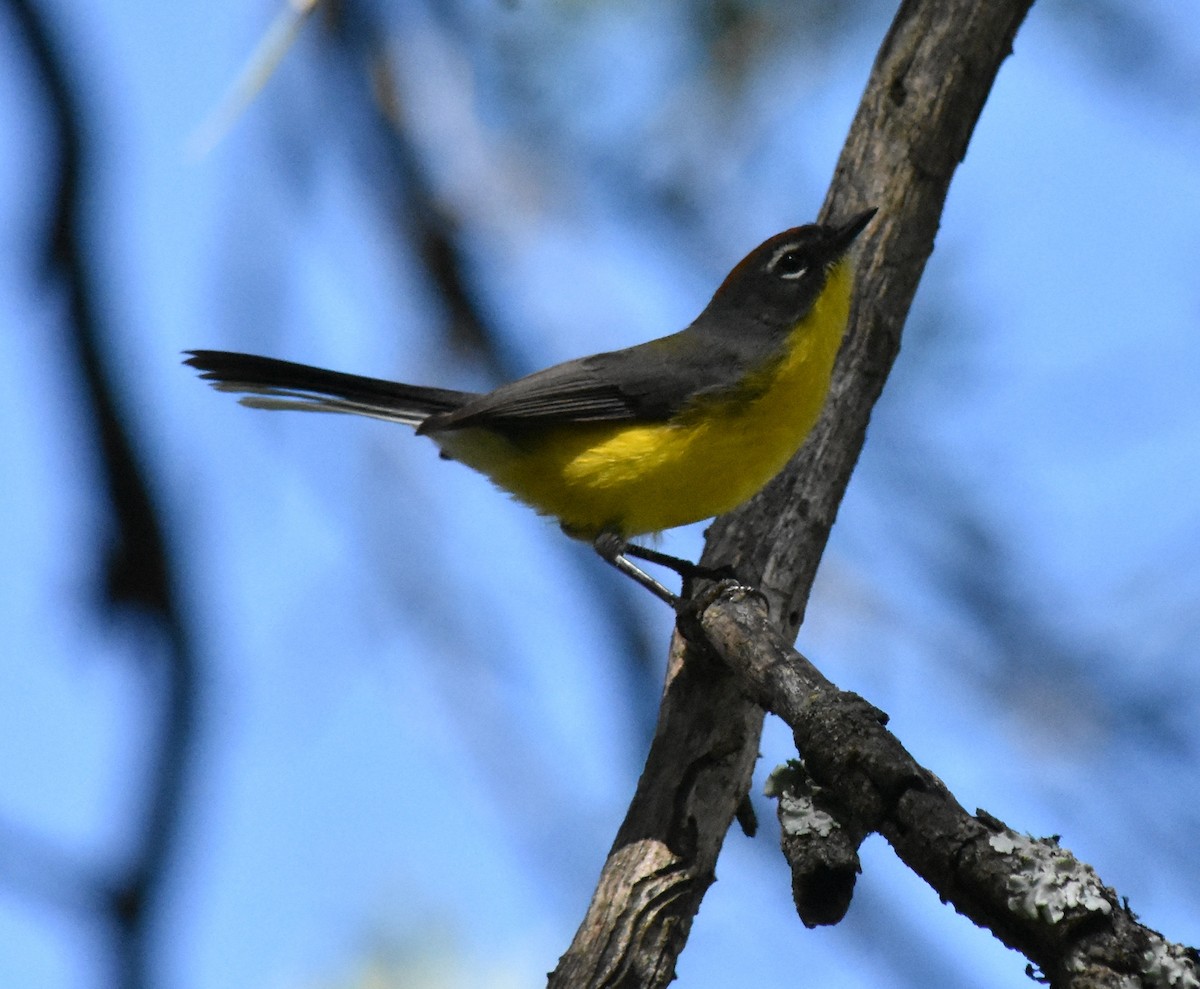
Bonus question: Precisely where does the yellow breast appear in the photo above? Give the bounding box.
[441,260,852,539]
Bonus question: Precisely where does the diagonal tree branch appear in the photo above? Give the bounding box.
[551,0,1037,985]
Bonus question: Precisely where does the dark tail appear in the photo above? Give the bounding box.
[184,350,475,426]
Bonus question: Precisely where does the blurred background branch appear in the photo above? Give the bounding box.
[2,0,200,987]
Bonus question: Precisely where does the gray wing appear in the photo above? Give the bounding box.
[417,328,759,434]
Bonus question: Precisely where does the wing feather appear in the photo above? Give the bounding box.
[418,329,759,433]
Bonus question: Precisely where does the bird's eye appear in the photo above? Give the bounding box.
[773,249,808,278]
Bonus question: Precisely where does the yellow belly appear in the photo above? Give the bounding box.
[438,261,851,539]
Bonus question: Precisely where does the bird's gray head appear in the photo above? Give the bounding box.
[704,208,877,329]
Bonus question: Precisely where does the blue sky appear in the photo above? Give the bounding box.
[1,1,1198,987]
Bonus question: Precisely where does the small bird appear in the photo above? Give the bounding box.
[187,208,875,604]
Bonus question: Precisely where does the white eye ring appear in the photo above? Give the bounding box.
[769,243,808,279]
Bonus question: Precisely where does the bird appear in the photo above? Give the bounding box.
[186,208,875,605]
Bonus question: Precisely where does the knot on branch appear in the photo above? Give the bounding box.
[765,760,865,927]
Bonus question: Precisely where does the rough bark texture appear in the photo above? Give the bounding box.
[680,587,1198,989]
[550,0,1038,986]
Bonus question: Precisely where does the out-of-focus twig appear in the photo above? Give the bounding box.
[188,0,321,157]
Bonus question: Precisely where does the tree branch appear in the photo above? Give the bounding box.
[682,586,1198,989]
[551,0,1037,985]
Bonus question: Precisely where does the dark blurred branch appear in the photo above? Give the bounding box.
[3,1,200,987]
[681,587,1198,988]
[319,6,514,378]
[367,54,510,374]
[551,0,1037,985]
[318,10,665,703]
[369,49,666,678]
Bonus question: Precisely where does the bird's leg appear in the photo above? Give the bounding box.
[622,543,740,584]
[591,534,745,605]
[592,533,680,607]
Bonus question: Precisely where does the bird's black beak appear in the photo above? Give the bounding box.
[828,207,878,254]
